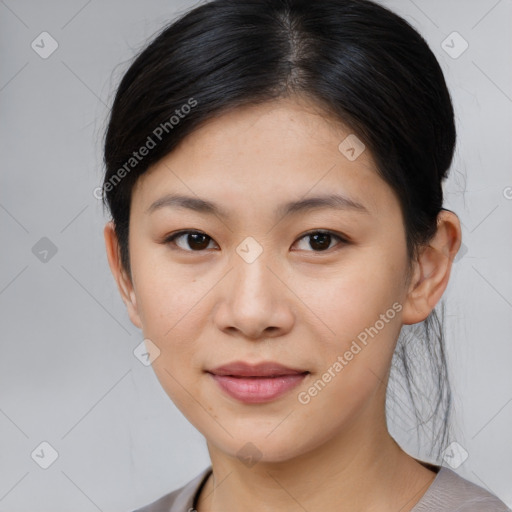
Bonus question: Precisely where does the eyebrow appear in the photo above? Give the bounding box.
[145,193,369,219]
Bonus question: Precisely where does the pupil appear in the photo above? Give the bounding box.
[188,233,209,250]
[310,233,331,251]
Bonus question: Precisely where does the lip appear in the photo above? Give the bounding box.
[206,361,309,404]
[208,360,308,377]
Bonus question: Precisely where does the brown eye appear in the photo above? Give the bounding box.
[294,230,347,252]
[309,232,332,251]
[165,231,216,251]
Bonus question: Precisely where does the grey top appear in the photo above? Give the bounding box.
[133,463,510,512]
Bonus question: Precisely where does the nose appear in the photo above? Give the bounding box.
[213,253,295,340]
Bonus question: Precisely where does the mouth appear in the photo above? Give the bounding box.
[206,361,310,403]
[207,360,309,377]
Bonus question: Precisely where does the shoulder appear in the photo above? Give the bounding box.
[413,465,510,512]
[131,466,212,512]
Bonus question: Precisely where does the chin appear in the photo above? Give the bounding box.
[208,430,316,466]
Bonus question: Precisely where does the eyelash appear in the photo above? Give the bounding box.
[162,229,349,253]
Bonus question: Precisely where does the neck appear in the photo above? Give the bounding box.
[196,401,436,512]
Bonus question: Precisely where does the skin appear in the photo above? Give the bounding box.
[104,96,462,512]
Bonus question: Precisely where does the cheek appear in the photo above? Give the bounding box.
[140,284,208,413]
[130,255,213,389]
[301,250,406,346]
[296,276,404,433]
[130,243,204,333]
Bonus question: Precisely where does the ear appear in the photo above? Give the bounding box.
[103,221,143,329]
[402,210,462,325]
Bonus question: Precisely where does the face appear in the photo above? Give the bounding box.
[114,97,416,462]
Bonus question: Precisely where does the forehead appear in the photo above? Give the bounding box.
[171,97,370,168]
[131,97,398,220]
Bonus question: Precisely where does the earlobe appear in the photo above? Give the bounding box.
[401,210,462,325]
[103,221,143,330]
[401,247,439,325]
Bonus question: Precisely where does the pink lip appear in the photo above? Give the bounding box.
[208,360,308,377]
[206,361,309,404]
[209,374,308,403]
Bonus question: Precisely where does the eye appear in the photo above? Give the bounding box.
[164,230,218,251]
[293,230,348,252]
[163,229,348,253]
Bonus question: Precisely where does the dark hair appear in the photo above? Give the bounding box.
[102,0,456,462]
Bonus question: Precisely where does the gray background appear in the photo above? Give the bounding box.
[1,0,511,510]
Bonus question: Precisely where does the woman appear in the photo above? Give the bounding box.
[101,0,510,510]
